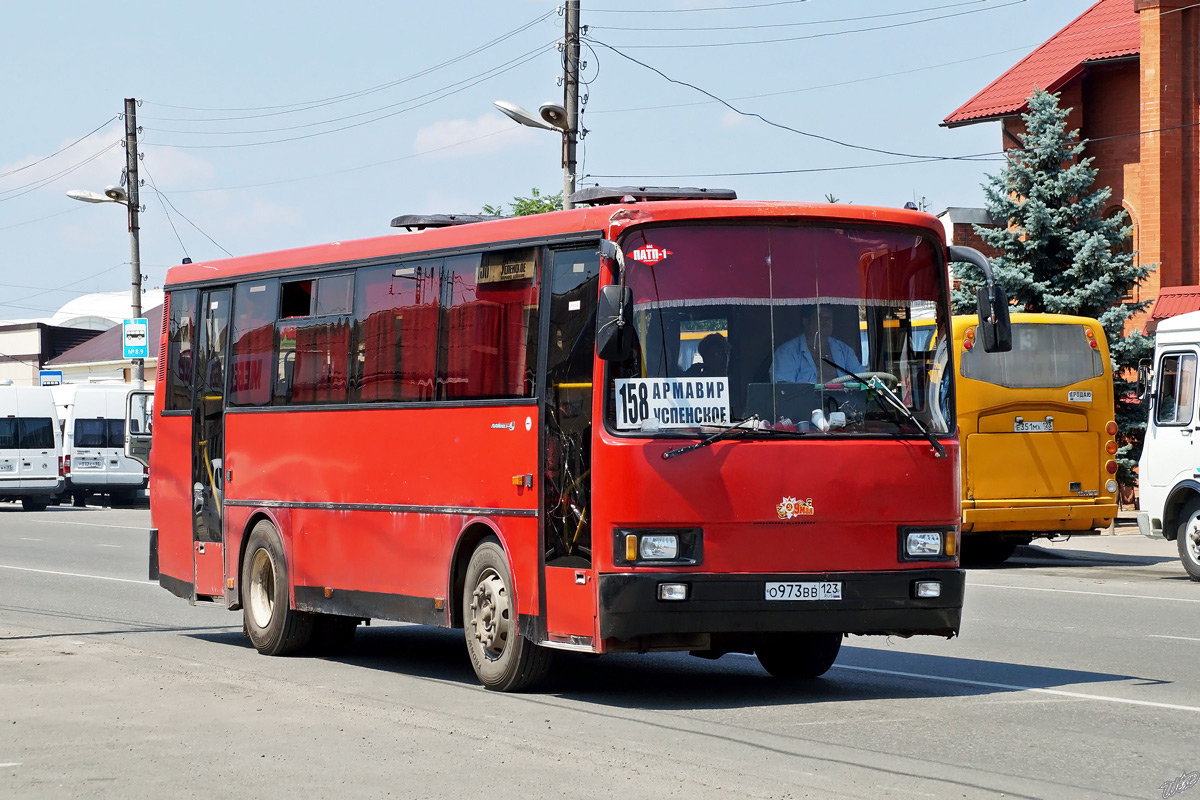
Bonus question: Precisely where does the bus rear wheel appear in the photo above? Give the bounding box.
[463,539,551,692]
[755,632,843,680]
[241,520,313,656]
[1176,499,1200,581]
[962,535,1019,566]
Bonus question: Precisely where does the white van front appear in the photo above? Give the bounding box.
[63,386,148,505]
[0,386,64,511]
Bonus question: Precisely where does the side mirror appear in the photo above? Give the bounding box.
[125,390,154,467]
[1137,358,1152,400]
[596,284,636,361]
[975,285,1012,353]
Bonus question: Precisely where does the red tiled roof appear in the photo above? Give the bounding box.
[1150,287,1200,321]
[943,0,1139,127]
[46,304,164,366]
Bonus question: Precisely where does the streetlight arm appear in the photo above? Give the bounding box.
[66,189,117,204]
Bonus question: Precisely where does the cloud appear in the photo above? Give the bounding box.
[412,113,536,159]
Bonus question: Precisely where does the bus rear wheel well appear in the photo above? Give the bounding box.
[1164,490,1200,542]
[232,511,279,609]
[450,523,503,628]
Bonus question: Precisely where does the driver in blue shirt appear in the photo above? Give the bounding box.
[772,303,865,383]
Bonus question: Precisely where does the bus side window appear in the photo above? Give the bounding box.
[1157,354,1197,425]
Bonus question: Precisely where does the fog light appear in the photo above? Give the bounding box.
[906,531,943,558]
[914,581,941,598]
[1106,479,1118,494]
[658,583,688,601]
[640,534,679,560]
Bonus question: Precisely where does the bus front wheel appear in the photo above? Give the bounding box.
[241,520,313,656]
[755,632,843,680]
[1176,499,1200,581]
[463,539,551,691]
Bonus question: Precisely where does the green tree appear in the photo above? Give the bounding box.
[481,187,563,217]
[950,89,1156,490]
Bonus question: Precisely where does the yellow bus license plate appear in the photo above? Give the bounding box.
[1014,420,1053,432]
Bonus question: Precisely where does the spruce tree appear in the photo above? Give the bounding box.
[950,89,1155,492]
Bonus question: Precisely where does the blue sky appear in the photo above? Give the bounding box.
[0,0,1096,321]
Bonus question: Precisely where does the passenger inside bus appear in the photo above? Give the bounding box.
[771,304,865,383]
[685,332,729,377]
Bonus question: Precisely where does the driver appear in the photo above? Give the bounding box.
[772,304,865,383]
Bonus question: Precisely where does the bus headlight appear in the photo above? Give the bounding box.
[905,531,943,558]
[614,528,703,566]
[640,534,679,560]
[898,527,956,561]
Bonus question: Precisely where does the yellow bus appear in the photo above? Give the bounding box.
[930,313,1119,563]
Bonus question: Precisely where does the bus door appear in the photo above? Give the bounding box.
[1145,348,1200,491]
[192,287,231,599]
[541,245,600,644]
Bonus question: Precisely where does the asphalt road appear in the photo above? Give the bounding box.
[1,504,1197,799]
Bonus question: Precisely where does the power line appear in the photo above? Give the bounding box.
[589,0,988,32]
[0,261,128,310]
[585,38,997,163]
[592,0,1025,48]
[148,46,553,150]
[0,205,89,234]
[586,155,1001,180]
[144,43,555,138]
[139,159,191,262]
[142,10,556,119]
[0,116,118,181]
[0,141,121,204]
[585,0,810,13]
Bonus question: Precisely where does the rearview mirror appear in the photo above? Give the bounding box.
[975,285,1012,353]
[596,284,636,361]
[125,390,154,467]
[1137,358,1152,400]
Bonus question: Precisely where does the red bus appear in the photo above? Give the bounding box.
[131,187,1011,691]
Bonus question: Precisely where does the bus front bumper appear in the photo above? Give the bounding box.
[597,569,964,642]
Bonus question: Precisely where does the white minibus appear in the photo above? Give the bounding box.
[52,383,149,506]
[0,384,64,511]
[1138,309,1200,579]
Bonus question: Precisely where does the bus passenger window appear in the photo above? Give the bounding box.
[280,280,314,318]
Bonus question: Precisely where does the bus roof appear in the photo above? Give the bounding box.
[164,199,946,288]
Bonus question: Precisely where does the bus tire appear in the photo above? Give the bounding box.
[1176,499,1200,581]
[241,520,313,656]
[962,535,1018,566]
[755,632,842,680]
[463,539,551,692]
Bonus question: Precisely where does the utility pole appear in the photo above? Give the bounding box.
[562,0,580,210]
[123,98,144,387]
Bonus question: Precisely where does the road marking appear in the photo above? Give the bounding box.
[14,519,147,531]
[1149,634,1200,642]
[834,664,1200,713]
[18,538,42,542]
[969,582,1200,604]
[0,564,154,586]
[97,544,121,548]
[0,763,21,768]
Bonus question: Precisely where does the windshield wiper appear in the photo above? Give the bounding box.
[822,358,947,459]
[662,415,762,459]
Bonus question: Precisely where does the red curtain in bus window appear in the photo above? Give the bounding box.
[229,324,274,406]
[444,299,533,398]
[291,320,349,404]
[361,310,397,402]
[398,303,438,400]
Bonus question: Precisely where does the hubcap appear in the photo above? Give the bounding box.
[469,568,511,660]
[1187,518,1200,565]
[248,549,275,630]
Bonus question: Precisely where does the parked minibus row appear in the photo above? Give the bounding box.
[0,382,149,511]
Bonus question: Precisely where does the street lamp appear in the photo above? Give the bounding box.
[494,100,577,209]
[68,182,143,386]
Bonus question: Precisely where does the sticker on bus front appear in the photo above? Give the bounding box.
[614,377,730,430]
[626,244,674,265]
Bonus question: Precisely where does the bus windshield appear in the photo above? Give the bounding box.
[608,223,950,437]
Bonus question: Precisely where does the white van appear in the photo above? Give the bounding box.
[0,384,64,511]
[1137,309,1200,580]
[52,383,149,507]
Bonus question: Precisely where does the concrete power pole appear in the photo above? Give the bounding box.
[562,0,580,210]
[124,98,144,387]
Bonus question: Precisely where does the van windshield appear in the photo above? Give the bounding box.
[606,223,950,437]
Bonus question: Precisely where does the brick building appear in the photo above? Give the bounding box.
[943,0,1199,329]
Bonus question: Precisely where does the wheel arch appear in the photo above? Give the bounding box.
[448,517,506,629]
[1163,482,1200,542]
[234,508,289,608]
